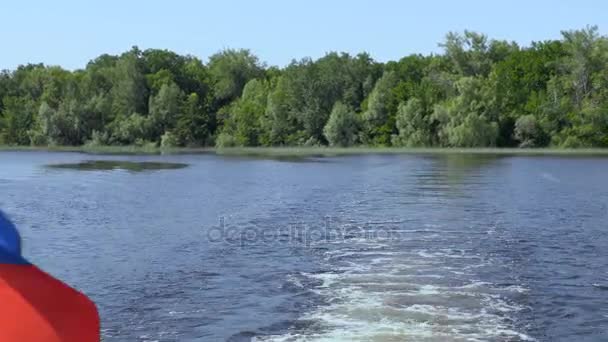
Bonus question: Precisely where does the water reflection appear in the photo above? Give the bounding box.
[407,154,502,197]
[46,160,188,172]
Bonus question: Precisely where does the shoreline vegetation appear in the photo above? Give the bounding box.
[2,27,608,151]
[3,145,608,157]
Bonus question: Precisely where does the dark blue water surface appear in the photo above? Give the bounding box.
[1,151,607,341]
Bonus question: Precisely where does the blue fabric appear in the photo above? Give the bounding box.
[0,248,29,265]
[0,211,29,265]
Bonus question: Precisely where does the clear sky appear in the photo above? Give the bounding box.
[1,0,604,70]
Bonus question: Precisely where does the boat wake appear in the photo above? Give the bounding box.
[257,224,534,341]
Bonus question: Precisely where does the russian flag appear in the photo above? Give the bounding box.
[0,211,100,341]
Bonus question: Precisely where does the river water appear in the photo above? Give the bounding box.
[1,151,607,341]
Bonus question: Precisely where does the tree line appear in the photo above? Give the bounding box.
[1,26,607,148]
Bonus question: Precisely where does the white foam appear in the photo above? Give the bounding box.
[418,285,440,295]
[266,227,532,341]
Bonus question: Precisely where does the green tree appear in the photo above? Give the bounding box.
[514,114,545,147]
[433,77,499,147]
[361,71,399,145]
[218,79,269,146]
[323,102,358,147]
[173,93,211,146]
[1,96,36,145]
[148,82,184,141]
[35,96,92,146]
[441,31,516,77]
[111,49,148,118]
[2,28,608,149]
[264,77,295,145]
[208,49,263,106]
[109,113,148,145]
[393,98,433,147]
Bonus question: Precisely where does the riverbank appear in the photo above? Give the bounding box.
[3,145,608,157]
[214,146,608,157]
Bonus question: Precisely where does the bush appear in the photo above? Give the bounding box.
[85,130,110,147]
[561,136,585,148]
[160,131,179,148]
[394,98,433,147]
[303,136,321,147]
[447,113,498,147]
[514,115,540,147]
[110,114,149,145]
[28,129,49,146]
[323,102,358,147]
[215,132,237,147]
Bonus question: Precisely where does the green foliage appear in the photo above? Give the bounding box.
[173,93,211,147]
[109,113,149,145]
[432,77,499,147]
[264,77,295,145]
[160,131,179,148]
[393,98,433,147]
[361,71,399,145]
[444,111,498,147]
[148,82,184,139]
[111,49,148,118]
[1,28,608,149]
[441,31,516,77]
[147,69,175,94]
[514,114,543,147]
[215,132,237,148]
[272,53,380,144]
[1,96,36,145]
[208,49,263,105]
[86,130,111,147]
[323,102,358,147]
[218,79,269,146]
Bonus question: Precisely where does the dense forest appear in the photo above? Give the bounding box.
[1,26,607,148]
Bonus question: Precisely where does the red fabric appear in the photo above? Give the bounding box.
[0,265,99,342]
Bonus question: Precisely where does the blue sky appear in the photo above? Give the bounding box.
[1,0,604,70]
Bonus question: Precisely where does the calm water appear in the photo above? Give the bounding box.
[1,151,607,341]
